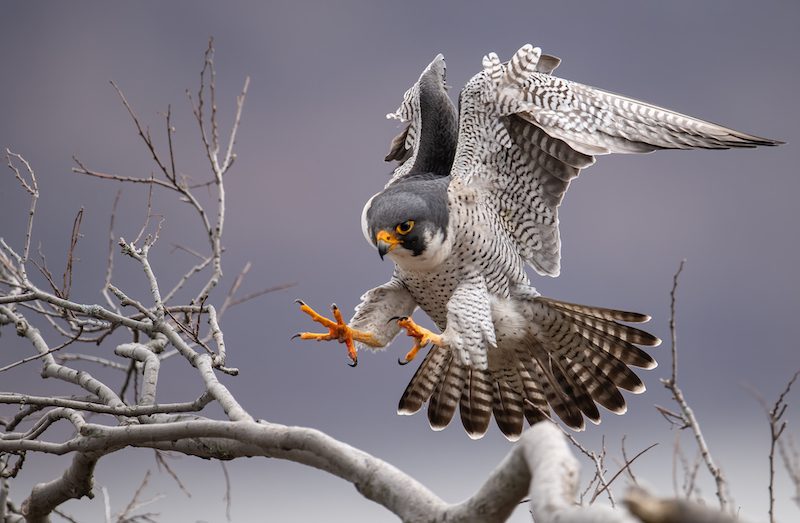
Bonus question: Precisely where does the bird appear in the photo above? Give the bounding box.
[293,44,780,440]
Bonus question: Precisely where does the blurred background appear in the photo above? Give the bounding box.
[0,1,797,521]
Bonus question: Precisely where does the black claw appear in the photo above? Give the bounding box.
[388,316,407,325]
[294,299,306,306]
[397,357,410,366]
[291,333,301,340]
[331,303,338,311]
[347,358,358,368]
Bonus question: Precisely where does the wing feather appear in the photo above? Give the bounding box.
[447,45,780,276]
[384,55,457,186]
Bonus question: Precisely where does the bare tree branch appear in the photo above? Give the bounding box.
[61,207,84,300]
[749,369,800,523]
[660,260,730,511]
[220,461,232,522]
[3,419,640,522]
[5,149,38,273]
[625,486,747,523]
[153,451,191,498]
[592,443,658,503]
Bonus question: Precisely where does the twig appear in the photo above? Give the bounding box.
[132,176,155,246]
[165,105,177,182]
[5,150,39,269]
[102,190,123,313]
[61,207,84,300]
[154,451,191,498]
[116,470,152,522]
[206,304,226,366]
[0,453,26,479]
[118,238,164,321]
[220,461,232,521]
[559,427,616,506]
[620,436,638,484]
[0,292,36,305]
[53,508,80,523]
[669,260,684,384]
[108,81,171,181]
[163,255,212,304]
[0,326,83,374]
[32,244,59,296]
[750,370,800,523]
[102,486,112,523]
[164,308,212,356]
[108,283,157,321]
[592,443,658,503]
[0,392,212,417]
[221,281,296,314]
[72,157,175,191]
[57,353,128,371]
[169,243,205,261]
[222,75,250,173]
[119,360,137,402]
[660,260,729,511]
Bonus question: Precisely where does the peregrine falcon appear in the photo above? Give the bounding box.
[294,45,779,440]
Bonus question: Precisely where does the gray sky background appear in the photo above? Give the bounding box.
[1,1,798,521]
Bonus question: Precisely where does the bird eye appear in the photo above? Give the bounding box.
[395,220,414,235]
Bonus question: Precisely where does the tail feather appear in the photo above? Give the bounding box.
[538,297,651,323]
[529,307,602,423]
[520,345,585,430]
[459,367,493,438]
[557,307,661,346]
[571,330,648,392]
[491,378,525,440]
[398,344,448,415]
[427,351,465,430]
[515,356,549,425]
[555,355,602,423]
[523,400,549,426]
[572,320,657,369]
[573,357,628,413]
[396,295,658,439]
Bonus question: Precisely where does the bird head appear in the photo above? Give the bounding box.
[361,179,450,267]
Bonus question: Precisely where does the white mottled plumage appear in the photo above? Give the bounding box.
[342,45,780,440]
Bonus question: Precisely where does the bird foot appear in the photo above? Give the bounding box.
[292,300,365,367]
[395,316,443,365]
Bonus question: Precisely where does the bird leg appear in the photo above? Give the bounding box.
[292,300,379,367]
[395,316,443,365]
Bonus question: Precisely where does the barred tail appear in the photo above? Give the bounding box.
[397,295,660,440]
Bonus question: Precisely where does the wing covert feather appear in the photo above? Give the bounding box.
[448,44,780,276]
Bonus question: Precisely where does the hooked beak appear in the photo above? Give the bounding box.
[376,230,400,260]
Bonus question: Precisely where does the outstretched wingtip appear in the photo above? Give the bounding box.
[421,53,447,83]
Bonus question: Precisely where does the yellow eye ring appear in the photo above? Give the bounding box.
[395,220,414,235]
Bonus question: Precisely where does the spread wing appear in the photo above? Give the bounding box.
[450,44,782,277]
[384,55,459,186]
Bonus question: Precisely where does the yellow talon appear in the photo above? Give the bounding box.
[396,316,442,365]
[293,300,381,367]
